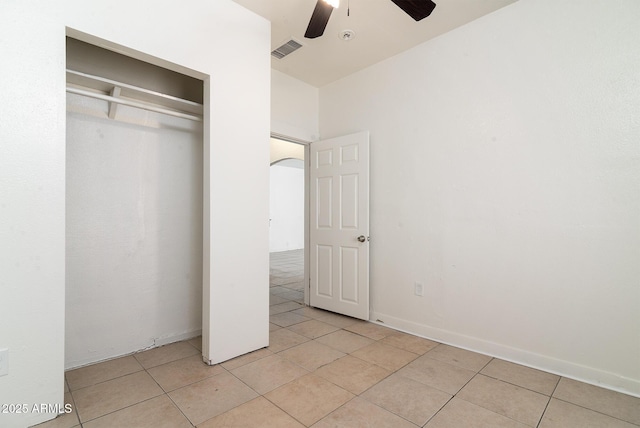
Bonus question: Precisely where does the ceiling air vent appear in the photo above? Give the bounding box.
[271,39,303,59]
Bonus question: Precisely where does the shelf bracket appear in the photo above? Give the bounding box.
[108,86,121,119]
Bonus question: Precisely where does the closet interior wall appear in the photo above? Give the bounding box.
[65,38,204,369]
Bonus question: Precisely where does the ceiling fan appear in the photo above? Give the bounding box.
[304,0,437,39]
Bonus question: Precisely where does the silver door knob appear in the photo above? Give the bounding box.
[357,235,366,242]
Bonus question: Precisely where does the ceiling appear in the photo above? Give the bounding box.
[233,0,518,87]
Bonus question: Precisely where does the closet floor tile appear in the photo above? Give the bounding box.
[72,371,163,423]
[65,355,143,391]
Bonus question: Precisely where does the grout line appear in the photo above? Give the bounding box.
[536,395,554,427]
[64,378,83,428]
[537,368,563,428]
[67,367,146,393]
[423,394,455,427]
[161,391,196,427]
[75,394,166,427]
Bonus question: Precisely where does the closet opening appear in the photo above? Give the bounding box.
[65,37,205,370]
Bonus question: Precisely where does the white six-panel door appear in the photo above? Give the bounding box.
[310,131,369,320]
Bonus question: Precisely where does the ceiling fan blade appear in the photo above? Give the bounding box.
[304,0,334,39]
[389,0,436,21]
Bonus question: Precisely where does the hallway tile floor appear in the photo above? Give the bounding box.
[36,249,640,427]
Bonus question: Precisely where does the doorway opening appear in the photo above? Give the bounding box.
[268,131,370,320]
[269,138,307,311]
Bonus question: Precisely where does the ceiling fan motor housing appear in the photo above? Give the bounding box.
[304,0,437,40]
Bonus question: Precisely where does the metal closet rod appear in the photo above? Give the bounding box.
[66,69,203,122]
[67,87,202,122]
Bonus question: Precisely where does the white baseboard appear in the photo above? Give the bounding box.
[65,329,202,370]
[370,310,640,398]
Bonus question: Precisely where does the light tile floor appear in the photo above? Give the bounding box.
[36,249,640,427]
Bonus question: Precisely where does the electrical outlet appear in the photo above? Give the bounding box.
[0,348,8,377]
[414,282,424,296]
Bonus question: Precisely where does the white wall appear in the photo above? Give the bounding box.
[320,0,640,396]
[270,162,305,252]
[0,1,270,426]
[65,94,203,369]
[272,69,319,142]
